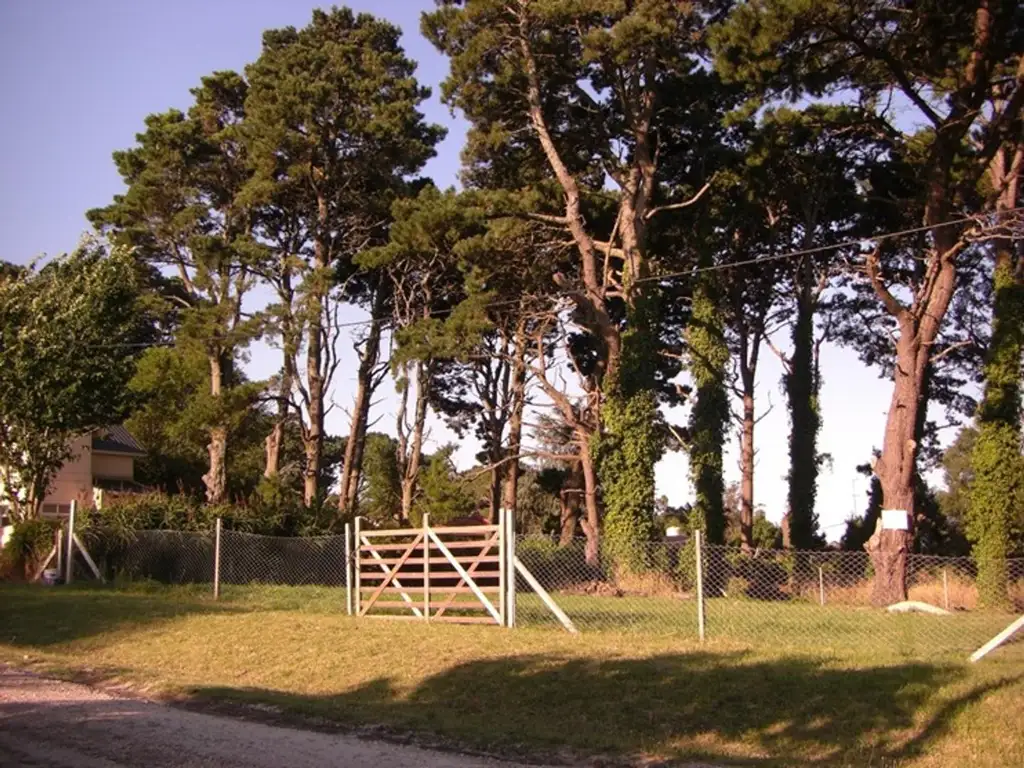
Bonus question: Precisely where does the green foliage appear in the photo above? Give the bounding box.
[411,445,477,526]
[1,519,58,579]
[686,270,729,544]
[968,258,1024,606]
[597,294,662,572]
[0,243,147,519]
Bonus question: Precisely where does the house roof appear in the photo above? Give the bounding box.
[92,425,145,456]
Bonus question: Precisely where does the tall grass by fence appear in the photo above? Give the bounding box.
[92,529,1024,657]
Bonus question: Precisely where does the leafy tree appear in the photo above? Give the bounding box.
[714,0,1024,604]
[90,72,263,505]
[413,444,477,525]
[125,345,280,500]
[243,8,445,507]
[0,244,147,519]
[425,0,722,570]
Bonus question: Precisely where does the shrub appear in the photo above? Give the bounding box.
[1,519,58,580]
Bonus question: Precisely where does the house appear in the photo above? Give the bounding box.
[0,426,145,519]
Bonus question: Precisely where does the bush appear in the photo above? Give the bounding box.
[1,519,58,580]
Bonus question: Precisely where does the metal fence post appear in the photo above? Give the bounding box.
[695,530,706,643]
[943,568,950,611]
[423,513,431,622]
[354,517,362,616]
[64,500,76,585]
[344,523,353,616]
[213,518,222,599]
[818,566,825,606]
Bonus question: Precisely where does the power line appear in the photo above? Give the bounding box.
[76,206,1023,350]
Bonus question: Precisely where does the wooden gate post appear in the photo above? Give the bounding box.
[499,508,507,627]
[354,517,362,616]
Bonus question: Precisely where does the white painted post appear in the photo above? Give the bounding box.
[213,518,222,600]
[818,566,825,606]
[64,501,76,584]
[506,507,517,628]
[514,556,576,633]
[943,568,950,611]
[695,530,706,643]
[498,509,506,628]
[423,513,431,622]
[970,615,1024,663]
[344,523,353,616]
[353,517,362,616]
[54,526,63,579]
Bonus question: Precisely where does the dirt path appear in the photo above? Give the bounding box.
[0,666,539,768]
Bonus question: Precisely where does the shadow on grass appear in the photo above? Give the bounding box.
[192,653,1020,766]
[0,583,230,647]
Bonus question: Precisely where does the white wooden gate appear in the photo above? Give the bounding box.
[347,512,515,626]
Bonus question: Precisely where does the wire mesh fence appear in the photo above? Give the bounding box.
[94,527,1023,656]
[515,534,1024,655]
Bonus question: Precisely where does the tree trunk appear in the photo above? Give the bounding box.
[502,320,528,521]
[302,194,329,508]
[338,290,386,516]
[866,331,922,605]
[559,486,579,547]
[577,430,601,568]
[739,389,755,551]
[265,258,296,481]
[203,354,228,504]
[264,363,292,479]
[399,361,430,522]
[786,256,820,549]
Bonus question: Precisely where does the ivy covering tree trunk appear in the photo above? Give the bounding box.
[969,141,1024,607]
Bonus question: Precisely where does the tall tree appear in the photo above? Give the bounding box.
[425,0,722,569]
[90,72,263,504]
[713,0,1024,604]
[244,8,444,506]
[0,244,147,519]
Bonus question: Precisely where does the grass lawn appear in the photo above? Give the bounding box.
[1,582,1022,766]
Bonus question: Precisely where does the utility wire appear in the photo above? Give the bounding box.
[77,206,1024,350]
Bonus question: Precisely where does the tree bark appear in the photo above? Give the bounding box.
[785,255,820,549]
[264,363,292,480]
[502,319,528,521]
[265,256,296,480]
[338,289,387,516]
[302,193,330,508]
[203,354,228,504]
[739,388,756,552]
[577,430,601,568]
[399,361,430,522]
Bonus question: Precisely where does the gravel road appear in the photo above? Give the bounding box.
[0,666,538,768]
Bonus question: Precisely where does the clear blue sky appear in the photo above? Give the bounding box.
[0,0,916,539]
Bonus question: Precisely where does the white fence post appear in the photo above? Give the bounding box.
[354,517,362,616]
[506,507,516,628]
[423,513,431,622]
[943,568,950,611]
[695,530,706,643]
[64,500,76,585]
[213,517,222,599]
[818,566,825,606]
[498,509,506,627]
[344,523,353,616]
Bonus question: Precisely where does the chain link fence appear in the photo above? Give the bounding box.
[515,534,1024,655]
[93,527,1023,656]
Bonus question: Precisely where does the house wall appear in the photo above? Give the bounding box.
[44,434,93,506]
[92,453,134,480]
